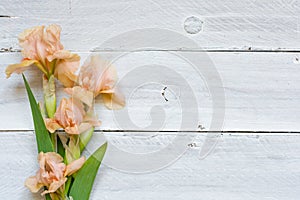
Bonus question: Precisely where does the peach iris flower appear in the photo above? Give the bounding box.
[25,152,85,196]
[5,25,80,87]
[65,55,125,109]
[45,98,100,135]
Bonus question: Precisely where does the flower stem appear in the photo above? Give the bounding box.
[43,74,57,152]
[51,133,57,152]
[64,177,73,196]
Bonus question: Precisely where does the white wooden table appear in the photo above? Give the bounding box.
[1,1,300,199]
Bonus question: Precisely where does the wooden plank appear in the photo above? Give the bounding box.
[1,51,300,132]
[0,0,299,51]
[0,132,299,199]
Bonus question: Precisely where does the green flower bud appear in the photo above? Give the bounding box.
[43,75,56,118]
[79,127,94,152]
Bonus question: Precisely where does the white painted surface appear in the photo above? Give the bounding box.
[1,52,300,131]
[0,0,299,51]
[1,0,300,199]
[1,132,300,200]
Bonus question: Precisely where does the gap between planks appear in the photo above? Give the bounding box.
[1,130,300,136]
[2,49,300,53]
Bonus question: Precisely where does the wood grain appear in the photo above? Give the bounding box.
[0,132,299,200]
[0,0,299,51]
[1,1,300,199]
[1,51,299,132]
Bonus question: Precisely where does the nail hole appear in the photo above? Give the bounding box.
[198,124,205,130]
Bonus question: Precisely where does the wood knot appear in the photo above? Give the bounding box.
[184,16,203,34]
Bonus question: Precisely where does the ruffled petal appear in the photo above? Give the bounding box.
[25,176,44,193]
[78,122,93,134]
[5,59,45,78]
[44,24,63,56]
[102,89,126,110]
[96,64,118,95]
[53,98,86,134]
[46,50,80,87]
[64,86,94,107]
[55,61,78,87]
[44,118,62,133]
[44,152,64,163]
[83,109,102,127]
[64,157,85,176]
[18,26,45,60]
[79,55,118,94]
[48,50,80,62]
[41,178,67,195]
[65,125,80,135]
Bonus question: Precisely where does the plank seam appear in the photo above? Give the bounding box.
[1,129,300,135]
[1,49,300,53]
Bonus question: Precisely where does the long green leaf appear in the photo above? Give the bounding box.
[69,142,107,200]
[22,74,54,153]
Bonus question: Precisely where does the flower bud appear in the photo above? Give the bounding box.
[79,127,94,152]
[43,75,56,118]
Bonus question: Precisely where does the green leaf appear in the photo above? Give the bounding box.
[22,74,54,153]
[45,192,51,200]
[69,142,107,200]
